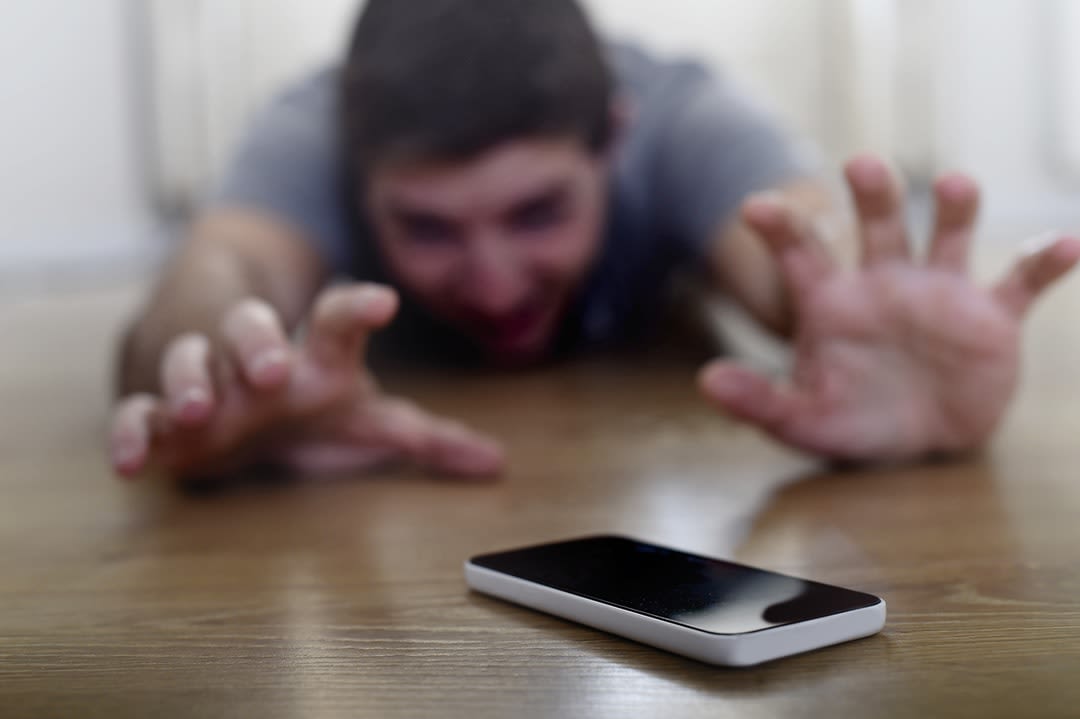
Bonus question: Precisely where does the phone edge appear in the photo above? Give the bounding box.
[464,560,886,667]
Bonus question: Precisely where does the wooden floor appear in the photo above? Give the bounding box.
[3,264,1080,718]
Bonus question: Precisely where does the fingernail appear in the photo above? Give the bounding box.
[850,157,887,189]
[477,440,505,465]
[743,193,785,228]
[249,348,290,385]
[1019,230,1060,258]
[356,285,396,313]
[111,439,143,473]
[463,442,506,476]
[172,387,210,420]
[749,190,784,206]
[704,369,744,398]
[357,285,387,302]
[936,173,973,199]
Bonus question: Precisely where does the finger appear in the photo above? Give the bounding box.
[698,360,808,438]
[306,284,399,369]
[356,399,506,479]
[421,418,507,478]
[845,154,911,266]
[277,443,402,475]
[160,334,215,427]
[109,394,164,478]
[221,299,293,390]
[992,234,1080,318]
[741,193,833,303]
[927,172,979,272]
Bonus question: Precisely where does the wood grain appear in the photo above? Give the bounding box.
[2,268,1080,719]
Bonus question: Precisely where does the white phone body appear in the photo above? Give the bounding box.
[465,535,886,667]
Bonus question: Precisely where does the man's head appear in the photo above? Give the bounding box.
[342,0,615,363]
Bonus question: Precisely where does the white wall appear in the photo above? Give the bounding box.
[0,0,160,276]
[151,0,853,206]
[582,0,830,147]
[930,0,1080,234]
[1053,0,1080,178]
[148,0,360,209]
[3,0,1076,281]
[584,0,1080,235]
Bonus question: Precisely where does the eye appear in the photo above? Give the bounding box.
[509,196,568,233]
[400,215,458,245]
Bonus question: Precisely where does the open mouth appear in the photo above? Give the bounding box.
[472,301,557,356]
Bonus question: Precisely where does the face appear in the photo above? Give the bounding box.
[366,138,610,364]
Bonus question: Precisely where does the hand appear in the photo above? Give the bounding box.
[699,154,1080,462]
[109,283,505,480]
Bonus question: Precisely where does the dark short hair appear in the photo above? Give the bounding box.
[341,0,614,176]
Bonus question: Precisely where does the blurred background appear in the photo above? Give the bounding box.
[1,0,1079,294]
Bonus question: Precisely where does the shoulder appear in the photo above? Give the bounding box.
[604,40,714,117]
[269,66,341,107]
[250,67,342,139]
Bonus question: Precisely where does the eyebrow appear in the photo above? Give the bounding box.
[385,203,459,230]
[384,179,573,226]
[501,181,572,221]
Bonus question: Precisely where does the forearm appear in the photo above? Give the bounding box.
[115,211,327,397]
[117,247,254,396]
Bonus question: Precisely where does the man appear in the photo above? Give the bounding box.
[109,0,1080,479]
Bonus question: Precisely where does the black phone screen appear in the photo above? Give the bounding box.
[470,535,881,634]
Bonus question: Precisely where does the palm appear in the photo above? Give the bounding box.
[782,267,1019,459]
[701,156,1080,462]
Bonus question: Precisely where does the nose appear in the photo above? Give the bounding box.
[460,237,527,317]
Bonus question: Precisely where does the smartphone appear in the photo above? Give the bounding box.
[465,535,885,667]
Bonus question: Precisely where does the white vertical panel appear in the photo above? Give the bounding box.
[201,0,361,173]
[146,0,209,213]
[847,0,898,153]
[929,0,1080,231]
[147,1,898,204]
[582,0,832,153]
[1051,0,1080,178]
[146,0,362,209]
[0,0,159,272]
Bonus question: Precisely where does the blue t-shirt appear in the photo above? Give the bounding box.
[213,42,814,359]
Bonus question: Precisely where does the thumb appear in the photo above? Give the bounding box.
[698,360,805,437]
[350,397,506,479]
